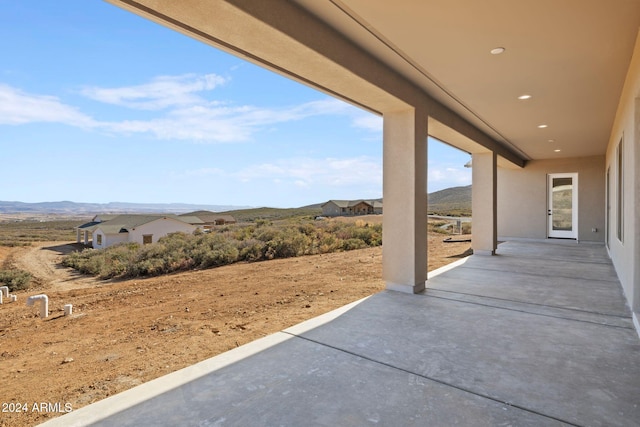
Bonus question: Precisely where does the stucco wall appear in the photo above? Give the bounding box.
[92,230,106,249]
[92,230,127,249]
[497,156,605,242]
[322,203,342,216]
[128,218,196,245]
[605,32,640,316]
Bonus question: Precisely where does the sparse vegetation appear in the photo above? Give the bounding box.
[0,220,87,246]
[63,219,383,279]
[216,207,322,222]
[427,185,472,217]
[0,268,33,291]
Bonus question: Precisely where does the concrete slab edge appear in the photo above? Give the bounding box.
[498,236,604,246]
[385,257,470,294]
[283,296,371,335]
[39,297,373,427]
[427,256,469,280]
[38,332,294,426]
[634,312,640,339]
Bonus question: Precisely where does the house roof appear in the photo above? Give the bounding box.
[92,214,118,222]
[322,200,382,208]
[175,215,206,225]
[180,211,237,224]
[77,221,100,230]
[77,214,198,234]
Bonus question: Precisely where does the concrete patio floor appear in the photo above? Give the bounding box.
[41,241,640,426]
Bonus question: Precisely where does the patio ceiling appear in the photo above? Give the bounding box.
[296,0,640,160]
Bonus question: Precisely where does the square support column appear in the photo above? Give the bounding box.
[382,108,428,293]
[472,152,498,255]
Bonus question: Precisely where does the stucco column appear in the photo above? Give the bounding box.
[632,98,640,318]
[472,152,498,255]
[76,229,81,244]
[84,231,89,245]
[383,108,428,293]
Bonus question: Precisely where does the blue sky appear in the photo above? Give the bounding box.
[0,1,471,208]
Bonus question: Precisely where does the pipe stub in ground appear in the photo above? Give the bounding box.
[26,294,49,319]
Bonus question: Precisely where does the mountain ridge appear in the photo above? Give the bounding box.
[0,200,252,215]
[0,185,471,216]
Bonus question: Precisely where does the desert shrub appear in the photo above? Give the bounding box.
[0,269,32,291]
[318,234,340,253]
[255,219,271,227]
[341,238,367,250]
[262,228,311,259]
[0,241,32,247]
[237,238,265,261]
[63,219,383,279]
[462,222,472,234]
[190,233,239,268]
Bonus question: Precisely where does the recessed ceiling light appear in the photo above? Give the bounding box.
[538,124,548,128]
[554,149,561,152]
[548,139,555,143]
[518,94,532,100]
[490,47,506,55]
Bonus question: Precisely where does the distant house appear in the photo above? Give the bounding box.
[180,211,237,231]
[321,200,382,217]
[76,214,202,249]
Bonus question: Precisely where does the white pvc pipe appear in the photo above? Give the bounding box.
[64,304,73,316]
[0,293,2,305]
[0,286,8,297]
[26,294,49,318]
[9,295,16,302]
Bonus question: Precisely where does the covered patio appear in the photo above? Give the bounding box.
[39,1,639,424]
[41,240,640,426]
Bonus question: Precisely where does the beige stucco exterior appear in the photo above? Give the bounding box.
[93,218,197,249]
[605,32,640,317]
[93,229,129,250]
[497,156,606,243]
[382,108,428,294]
[472,152,497,255]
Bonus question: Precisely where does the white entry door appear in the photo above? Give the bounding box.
[548,173,578,239]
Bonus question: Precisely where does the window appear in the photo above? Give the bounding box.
[143,234,153,245]
[617,138,624,242]
[96,234,102,245]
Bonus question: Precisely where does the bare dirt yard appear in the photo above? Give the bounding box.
[0,224,471,426]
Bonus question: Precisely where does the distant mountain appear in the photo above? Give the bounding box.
[1,185,472,217]
[427,185,472,216]
[0,200,252,215]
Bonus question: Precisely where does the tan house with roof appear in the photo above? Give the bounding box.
[180,211,237,230]
[76,214,201,249]
[321,200,382,216]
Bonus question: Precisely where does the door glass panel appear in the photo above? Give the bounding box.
[552,177,573,231]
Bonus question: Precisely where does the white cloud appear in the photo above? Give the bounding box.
[235,156,382,188]
[0,84,97,127]
[352,114,382,132]
[180,156,382,191]
[101,97,355,143]
[80,73,227,110]
[1,74,381,144]
[428,165,471,190]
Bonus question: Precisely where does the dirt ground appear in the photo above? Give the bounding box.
[0,230,471,426]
